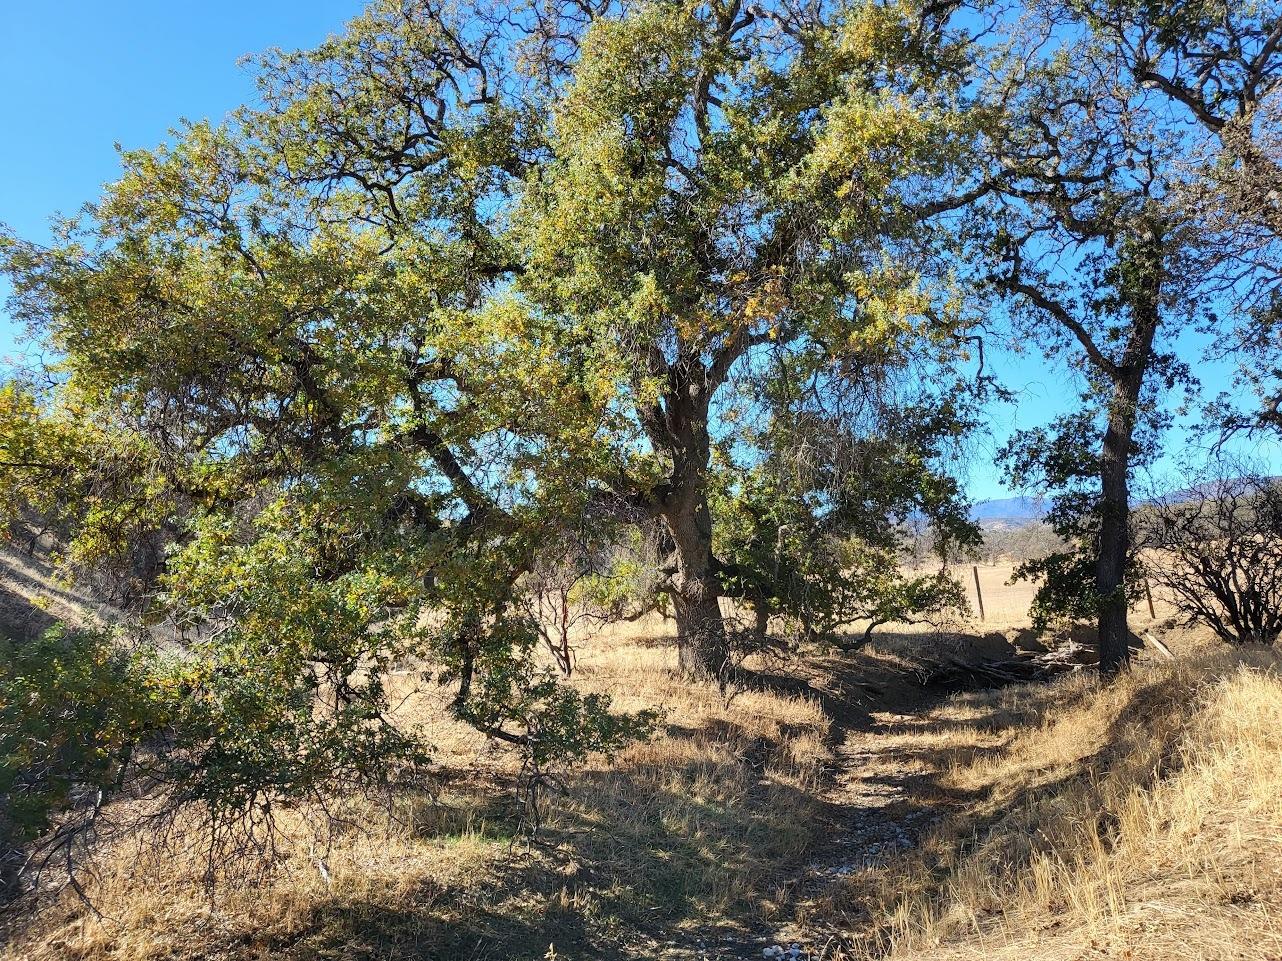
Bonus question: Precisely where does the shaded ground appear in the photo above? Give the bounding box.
[649,619,1184,961]
[0,543,121,642]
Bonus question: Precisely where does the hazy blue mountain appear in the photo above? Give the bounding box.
[969,496,1048,524]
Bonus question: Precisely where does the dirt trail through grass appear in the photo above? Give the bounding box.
[806,712,943,885]
[665,652,973,961]
[12,626,1278,961]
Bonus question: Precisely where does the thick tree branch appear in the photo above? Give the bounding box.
[1003,277,1119,378]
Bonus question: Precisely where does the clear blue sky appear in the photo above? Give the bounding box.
[1,2,1274,502]
[0,2,364,374]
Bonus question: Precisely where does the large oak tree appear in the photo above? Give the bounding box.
[4,0,987,685]
[977,1,1280,674]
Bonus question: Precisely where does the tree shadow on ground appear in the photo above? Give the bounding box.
[804,666,1221,956]
[277,882,612,961]
[29,627,1173,961]
[0,544,123,643]
[273,636,1237,960]
[227,726,840,959]
[729,627,1002,734]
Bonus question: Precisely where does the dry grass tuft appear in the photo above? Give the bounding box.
[7,615,1282,961]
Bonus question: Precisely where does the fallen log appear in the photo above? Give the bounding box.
[913,643,1090,688]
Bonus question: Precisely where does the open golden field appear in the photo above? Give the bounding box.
[940,560,1179,628]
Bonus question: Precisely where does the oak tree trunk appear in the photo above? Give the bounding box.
[1095,221,1164,677]
[1096,402,1134,677]
[655,388,730,680]
[673,581,728,679]
[664,490,729,681]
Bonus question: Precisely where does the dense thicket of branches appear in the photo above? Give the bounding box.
[1140,470,1282,646]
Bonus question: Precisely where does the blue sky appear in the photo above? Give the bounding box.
[0,2,362,239]
[0,2,364,374]
[1,2,1274,502]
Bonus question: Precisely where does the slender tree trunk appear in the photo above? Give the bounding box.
[1095,219,1164,677]
[1096,397,1134,676]
[753,603,770,641]
[636,357,740,681]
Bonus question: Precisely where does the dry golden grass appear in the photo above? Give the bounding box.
[942,560,1181,630]
[818,646,1282,961]
[0,625,835,960]
[5,610,1282,961]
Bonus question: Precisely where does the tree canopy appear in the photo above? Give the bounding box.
[0,0,997,867]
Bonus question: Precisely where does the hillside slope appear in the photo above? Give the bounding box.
[0,541,123,643]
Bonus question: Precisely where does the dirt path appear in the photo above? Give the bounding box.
[748,707,953,961]
[661,658,968,961]
[805,712,944,883]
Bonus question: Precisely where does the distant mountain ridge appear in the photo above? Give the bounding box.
[969,496,1047,524]
[969,476,1282,526]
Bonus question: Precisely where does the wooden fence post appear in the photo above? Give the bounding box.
[1144,579,1156,620]
[972,565,985,622]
